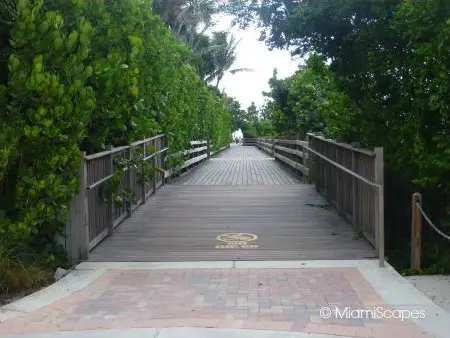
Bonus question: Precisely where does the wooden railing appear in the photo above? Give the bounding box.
[64,135,228,265]
[242,138,257,146]
[307,134,383,255]
[210,144,229,156]
[255,134,385,267]
[165,140,209,180]
[256,138,310,180]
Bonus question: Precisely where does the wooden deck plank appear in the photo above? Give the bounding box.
[89,184,375,262]
[89,145,375,262]
[173,145,301,186]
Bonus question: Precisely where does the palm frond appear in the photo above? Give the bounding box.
[229,68,255,74]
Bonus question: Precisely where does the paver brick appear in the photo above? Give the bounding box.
[0,267,436,338]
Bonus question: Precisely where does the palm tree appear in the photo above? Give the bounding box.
[152,0,216,50]
[203,32,254,89]
[152,1,253,88]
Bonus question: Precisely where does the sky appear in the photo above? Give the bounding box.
[211,15,301,110]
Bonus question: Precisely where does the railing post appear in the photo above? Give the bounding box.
[271,138,275,157]
[127,146,133,217]
[106,145,114,236]
[308,135,317,189]
[303,135,311,184]
[163,136,167,185]
[141,162,146,205]
[323,141,328,198]
[335,141,343,215]
[140,144,146,205]
[207,139,211,159]
[411,192,422,270]
[374,147,384,267]
[67,151,89,264]
[80,151,90,261]
[351,142,360,229]
[152,141,157,193]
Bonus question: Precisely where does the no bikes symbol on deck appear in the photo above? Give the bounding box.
[215,233,258,249]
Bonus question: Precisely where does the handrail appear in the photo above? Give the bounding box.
[303,145,381,188]
[256,135,384,267]
[87,147,169,189]
[304,140,384,267]
[85,134,166,160]
[410,192,450,270]
[416,202,450,241]
[85,146,129,160]
[307,133,376,157]
[130,133,165,147]
[143,147,169,161]
[71,136,217,262]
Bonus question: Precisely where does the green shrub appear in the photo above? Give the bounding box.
[0,0,231,264]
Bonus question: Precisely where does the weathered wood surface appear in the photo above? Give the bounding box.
[174,145,300,185]
[89,145,375,261]
[307,134,383,250]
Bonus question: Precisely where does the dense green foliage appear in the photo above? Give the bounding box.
[263,57,360,140]
[226,0,450,272]
[0,0,231,269]
[223,95,275,139]
[153,0,252,89]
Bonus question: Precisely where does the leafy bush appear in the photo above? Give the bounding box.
[233,0,450,271]
[0,0,231,266]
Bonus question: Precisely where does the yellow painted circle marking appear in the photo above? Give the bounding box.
[216,233,258,244]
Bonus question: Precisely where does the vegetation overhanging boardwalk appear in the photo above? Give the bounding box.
[89,145,375,261]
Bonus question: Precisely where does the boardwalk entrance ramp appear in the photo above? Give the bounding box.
[89,145,375,261]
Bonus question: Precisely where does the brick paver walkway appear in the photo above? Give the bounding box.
[0,268,433,337]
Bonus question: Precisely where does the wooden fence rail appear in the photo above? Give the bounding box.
[64,135,228,265]
[307,134,384,261]
[255,138,310,181]
[164,140,209,180]
[242,138,257,146]
[255,134,385,267]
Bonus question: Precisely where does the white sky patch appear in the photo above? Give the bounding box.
[211,15,301,109]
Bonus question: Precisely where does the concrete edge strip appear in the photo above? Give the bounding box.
[0,269,104,322]
[356,262,450,338]
[75,260,376,270]
[1,327,353,338]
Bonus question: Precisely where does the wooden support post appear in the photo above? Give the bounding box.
[66,196,78,266]
[140,145,146,205]
[66,151,89,265]
[162,136,167,185]
[309,136,319,191]
[374,147,385,267]
[351,143,360,229]
[127,147,133,217]
[335,143,343,215]
[106,145,114,236]
[207,139,211,159]
[161,136,172,184]
[305,135,311,184]
[152,149,157,193]
[79,151,89,261]
[271,138,275,157]
[323,142,328,199]
[411,192,422,270]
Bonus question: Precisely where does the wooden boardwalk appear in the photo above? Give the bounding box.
[175,145,300,185]
[89,145,375,261]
